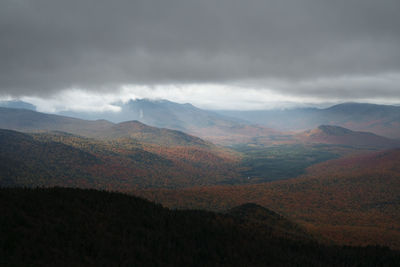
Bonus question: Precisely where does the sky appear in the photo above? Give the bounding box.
[1,0,400,112]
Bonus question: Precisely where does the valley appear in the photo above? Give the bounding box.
[135,148,400,249]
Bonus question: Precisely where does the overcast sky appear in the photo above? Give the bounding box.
[1,0,400,111]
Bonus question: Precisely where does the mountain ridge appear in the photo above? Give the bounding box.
[0,129,242,189]
[217,102,400,139]
[296,125,400,149]
[60,99,279,145]
[0,107,217,148]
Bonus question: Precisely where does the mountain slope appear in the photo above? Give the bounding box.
[296,125,400,148]
[0,129,100,187]
[1,187,399,266]
[97,120,211,147]
[227,203,313,242]
[0,100,36,110]
[0,107,114,137]
[0,129,241,189]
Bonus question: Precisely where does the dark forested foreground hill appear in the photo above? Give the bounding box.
[1,188,399,267]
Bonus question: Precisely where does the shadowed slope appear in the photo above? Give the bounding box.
[1,187,399,266]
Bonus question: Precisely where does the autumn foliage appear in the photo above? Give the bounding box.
[135,149,400,249]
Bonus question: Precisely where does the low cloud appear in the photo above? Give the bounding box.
[19,80,400,113]
[1,0,399,106]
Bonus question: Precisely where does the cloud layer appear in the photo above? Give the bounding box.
[1,0,400,104]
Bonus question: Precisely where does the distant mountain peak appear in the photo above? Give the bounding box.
[325,102,398,114]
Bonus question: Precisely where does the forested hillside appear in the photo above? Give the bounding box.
[136,149,400,249]
[296,125,400,148]
[0,129,242,189]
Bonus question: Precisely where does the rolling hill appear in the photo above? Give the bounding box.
[94,120,211,147]
[296,125,400,149]
[0,129,242,189]
[1,187,399,266]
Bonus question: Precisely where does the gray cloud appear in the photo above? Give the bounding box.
[1,0,400,100]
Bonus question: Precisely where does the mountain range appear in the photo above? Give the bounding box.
[4,99,400,140]
[218,102,400,139]
[54,99,400,141]
[3,100,400,148]
[63,99,278,145]
[0,106,213,146]
[1,100,400,251]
